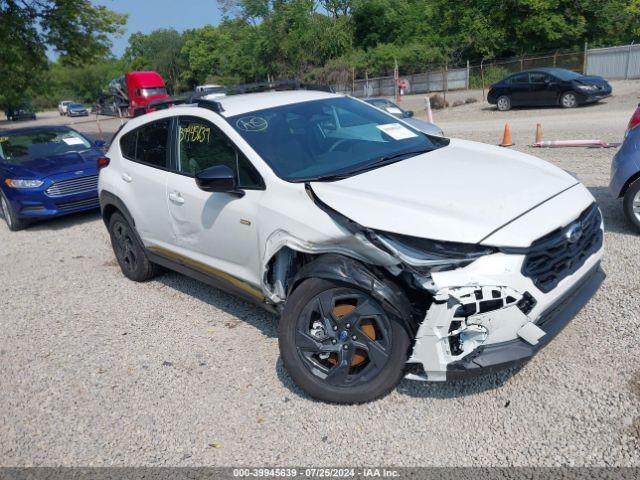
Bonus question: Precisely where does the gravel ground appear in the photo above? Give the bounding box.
[1,82,640,467]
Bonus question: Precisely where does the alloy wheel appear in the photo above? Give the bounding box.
[295,289,392,387]
[562,93,577,108]
[633,190,640,223]
[112,220,138,273]
[1,196,12,228]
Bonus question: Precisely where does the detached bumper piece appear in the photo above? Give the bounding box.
[447,262,604,377]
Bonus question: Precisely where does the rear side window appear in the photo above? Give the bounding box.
[119,119,170,168]
[120,130,136,159]
[508,73,529,84]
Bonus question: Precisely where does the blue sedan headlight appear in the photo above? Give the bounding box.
[5,179,44,188]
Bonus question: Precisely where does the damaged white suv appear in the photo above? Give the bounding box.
[98,83,604,403]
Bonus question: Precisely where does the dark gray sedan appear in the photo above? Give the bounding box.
[67,103,89,117]
[364,97,443,136]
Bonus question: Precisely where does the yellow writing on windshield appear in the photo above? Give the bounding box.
[180,124,211,144]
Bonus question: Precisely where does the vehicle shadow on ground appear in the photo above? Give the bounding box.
[275,356,522,402]
[589,186,637,235]
[156,272,278,339]
[13,209,101,232]
[479,101,608,113]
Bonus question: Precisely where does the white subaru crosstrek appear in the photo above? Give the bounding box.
[98,83,605,403]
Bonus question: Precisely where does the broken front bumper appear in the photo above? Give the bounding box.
[446,262,604,377]
[407,235,604,381]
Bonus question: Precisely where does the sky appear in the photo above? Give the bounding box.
[93,0,224,57]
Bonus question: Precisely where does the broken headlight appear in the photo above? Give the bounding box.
[375,231,497,271]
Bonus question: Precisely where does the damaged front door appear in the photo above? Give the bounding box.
[165,116,265,286]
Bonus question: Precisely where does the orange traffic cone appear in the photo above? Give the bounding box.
[534,123,543,144]
[499,123,514,147]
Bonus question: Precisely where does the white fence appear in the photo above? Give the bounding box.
[586,44,640,79]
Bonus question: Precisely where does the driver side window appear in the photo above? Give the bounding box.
[176,117,263,189]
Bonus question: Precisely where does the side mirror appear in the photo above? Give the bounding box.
[94,139,106,148]
[195,164,240,195]
[404,110,414,118]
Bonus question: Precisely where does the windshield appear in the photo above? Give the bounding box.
[367,99,404,117]
[0,129,92,165]
[69,103,85,108]
[141,87,167,97]
[229,97,447,182]
[550,69,583,81]
[201,86,226,94]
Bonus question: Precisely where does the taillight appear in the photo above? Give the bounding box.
[627,105,640,133]
[97,157,110,169]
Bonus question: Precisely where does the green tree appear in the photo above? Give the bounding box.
[0,0,127,109]
[123,29,186,92]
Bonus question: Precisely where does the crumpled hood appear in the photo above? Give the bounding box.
[1,150,101,179]
[310,138,578,244]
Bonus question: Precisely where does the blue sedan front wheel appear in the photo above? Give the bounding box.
[0,192,28,232]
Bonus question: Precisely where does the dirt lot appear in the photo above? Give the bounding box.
[1,82,640,467]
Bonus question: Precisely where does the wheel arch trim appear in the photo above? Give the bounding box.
[289,253,417,336]
[100,190,136,228]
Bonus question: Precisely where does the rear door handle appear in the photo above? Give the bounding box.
[121,173,132,183]
[168,192,185,205]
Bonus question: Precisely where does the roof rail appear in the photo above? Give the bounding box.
[226,79,334,95]
[146,93,224,113]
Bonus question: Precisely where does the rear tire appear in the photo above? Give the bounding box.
[107,212,159,281]
[623,178,640,232]
[561,92,578,108]
[0,192,28,231]
[279,278,410,404]
[496,95,511,111]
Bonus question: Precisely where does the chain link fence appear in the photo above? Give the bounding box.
[330,46,634,98]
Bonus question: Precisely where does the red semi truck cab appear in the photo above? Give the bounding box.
[125,71,169,116]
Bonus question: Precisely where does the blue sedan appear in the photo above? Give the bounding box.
[0,125,106,231]
[610,104,640,231]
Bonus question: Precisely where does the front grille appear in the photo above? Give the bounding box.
[522,203,603,293]
[45,175,98,197]
[55,197,99,212]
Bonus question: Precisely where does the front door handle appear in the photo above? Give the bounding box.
[168,192,185,205]
[121,173,132,183]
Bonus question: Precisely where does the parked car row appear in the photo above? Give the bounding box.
[58,100,89,117]
[3,80,635,405]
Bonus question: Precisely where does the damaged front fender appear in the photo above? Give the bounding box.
[290,253,416,335]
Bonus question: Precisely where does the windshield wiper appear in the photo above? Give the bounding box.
[300,149,433,183]
[368,148,433,167]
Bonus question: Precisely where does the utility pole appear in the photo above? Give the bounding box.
[394,58,399,103]
[583,42,588,74]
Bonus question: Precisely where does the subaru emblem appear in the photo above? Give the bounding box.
[565,223,583,244]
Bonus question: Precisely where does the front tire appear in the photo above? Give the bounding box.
[623,178,640,232]
[561,92,578,108]
[107,212,159,281]
[0,192,28,231]
[496,95,511,111]
[279,278,410,404]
